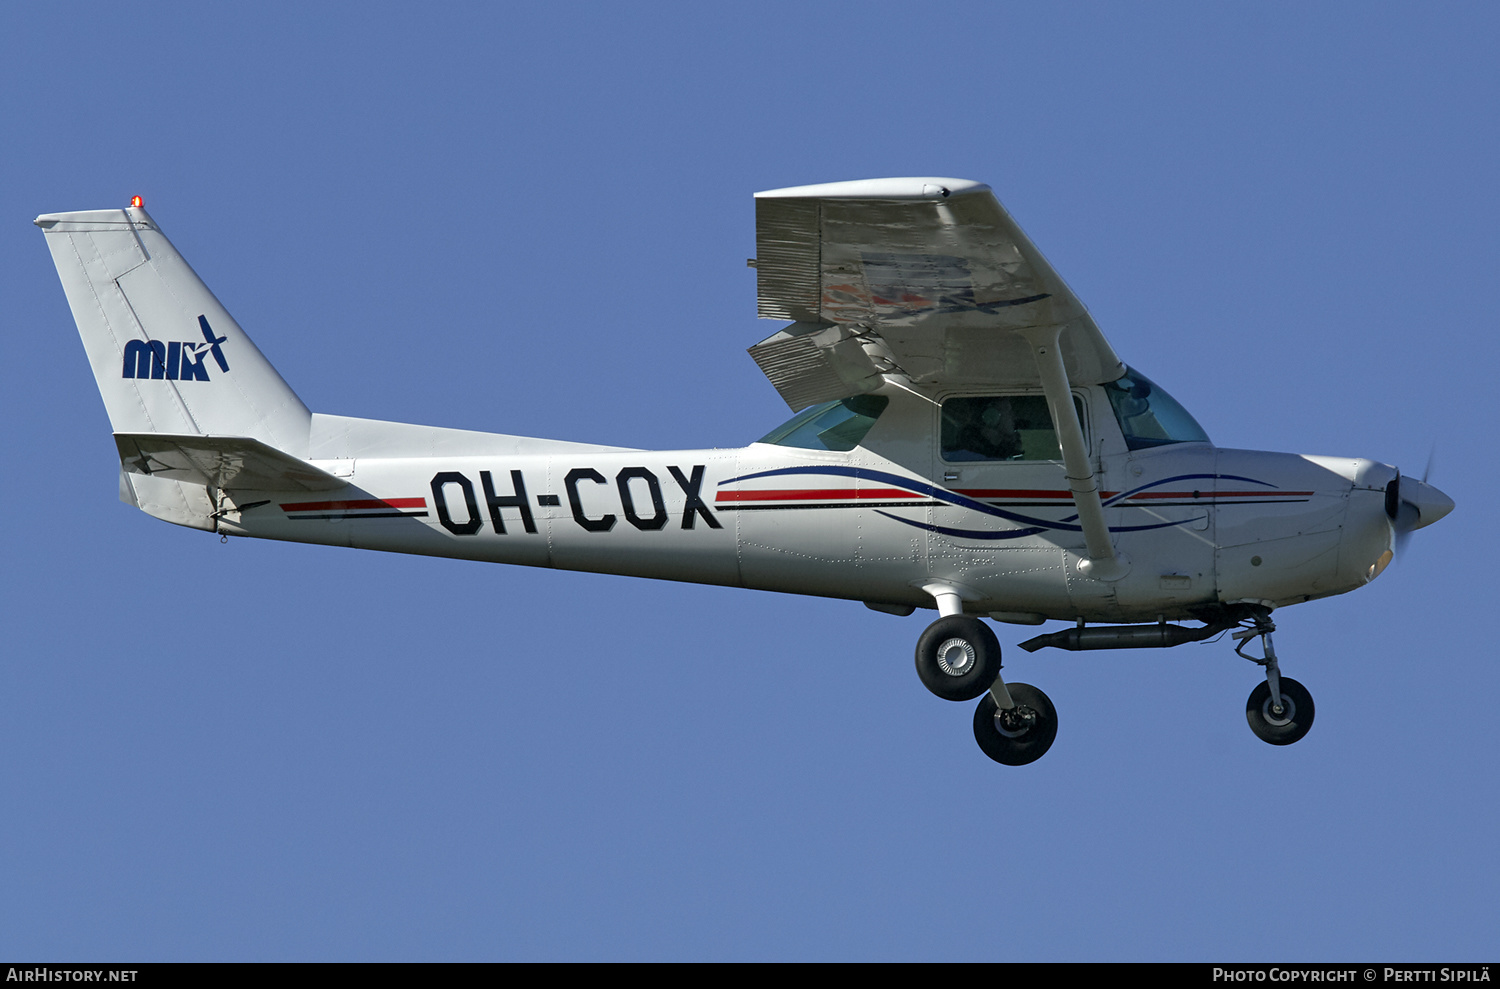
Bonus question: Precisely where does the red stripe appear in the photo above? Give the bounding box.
[954,488,1074,499]
[714,487,1315,506]
[280,497,426,512]
[716,488,914,503]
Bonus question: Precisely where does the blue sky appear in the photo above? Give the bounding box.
[2,2,1496,961]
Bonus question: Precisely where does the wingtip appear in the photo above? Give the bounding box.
[754,177,990,200]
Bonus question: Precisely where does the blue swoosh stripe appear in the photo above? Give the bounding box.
[718,465,1263,540]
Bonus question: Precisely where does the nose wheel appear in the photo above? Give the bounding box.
[1246,677,1315,745]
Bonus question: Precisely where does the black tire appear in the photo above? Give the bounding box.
[973,683,1057,766]
[1245,677,1315,745]
[915,616,1002,701]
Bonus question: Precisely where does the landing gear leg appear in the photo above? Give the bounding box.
[1234,611,1315,745]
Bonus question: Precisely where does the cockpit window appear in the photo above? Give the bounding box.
[941,394,1079,462]
[1103,367,1211,450]
[757,394,889,452]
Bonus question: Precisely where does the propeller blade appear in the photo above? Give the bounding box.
[1393,500,1420,556]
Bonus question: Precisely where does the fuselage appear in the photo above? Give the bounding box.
[202,379,1402,625]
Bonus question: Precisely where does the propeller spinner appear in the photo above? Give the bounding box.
[1385,469,1455,555]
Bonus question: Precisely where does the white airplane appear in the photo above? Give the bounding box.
[36,178,1454,766]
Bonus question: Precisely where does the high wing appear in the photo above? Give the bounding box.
[749,177,1124,411]
[752,177,1131,579]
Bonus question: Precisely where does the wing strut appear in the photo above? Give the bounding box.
[1020,326,1129,581]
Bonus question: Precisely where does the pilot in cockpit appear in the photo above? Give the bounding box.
[947,397,1024,461]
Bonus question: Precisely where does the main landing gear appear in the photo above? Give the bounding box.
[915,614,1057,765]
[1234,612,1315,745]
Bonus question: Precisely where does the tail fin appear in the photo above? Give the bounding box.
[35,205,311,456]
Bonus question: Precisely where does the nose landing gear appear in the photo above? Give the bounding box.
[1234,612,1315,746]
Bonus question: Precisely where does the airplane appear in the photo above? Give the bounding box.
[35,178,1454,766]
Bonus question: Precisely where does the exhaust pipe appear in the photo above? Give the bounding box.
[1019,622,1226,653]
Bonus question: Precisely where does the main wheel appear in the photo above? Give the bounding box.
[1245,677,1315,745]
[973,683,1057,765]
[915,616,1002,701]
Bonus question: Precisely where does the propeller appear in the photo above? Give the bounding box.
[1384,453,1453,557]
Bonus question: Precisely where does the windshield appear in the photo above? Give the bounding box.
[1103,367,1210,450]
[757,395,890,451]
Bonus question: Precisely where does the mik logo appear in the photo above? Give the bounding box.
[122,315,230,381]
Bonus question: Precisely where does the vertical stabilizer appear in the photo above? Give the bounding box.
[35,205,311,456]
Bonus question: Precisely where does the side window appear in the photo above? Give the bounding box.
[940,394,1083,462]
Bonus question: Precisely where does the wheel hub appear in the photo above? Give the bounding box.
[935,638,976,676]
[994,705,1037,738]
[1261,695,1296,727]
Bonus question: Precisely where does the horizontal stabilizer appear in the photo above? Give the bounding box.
[114,433,346,492]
